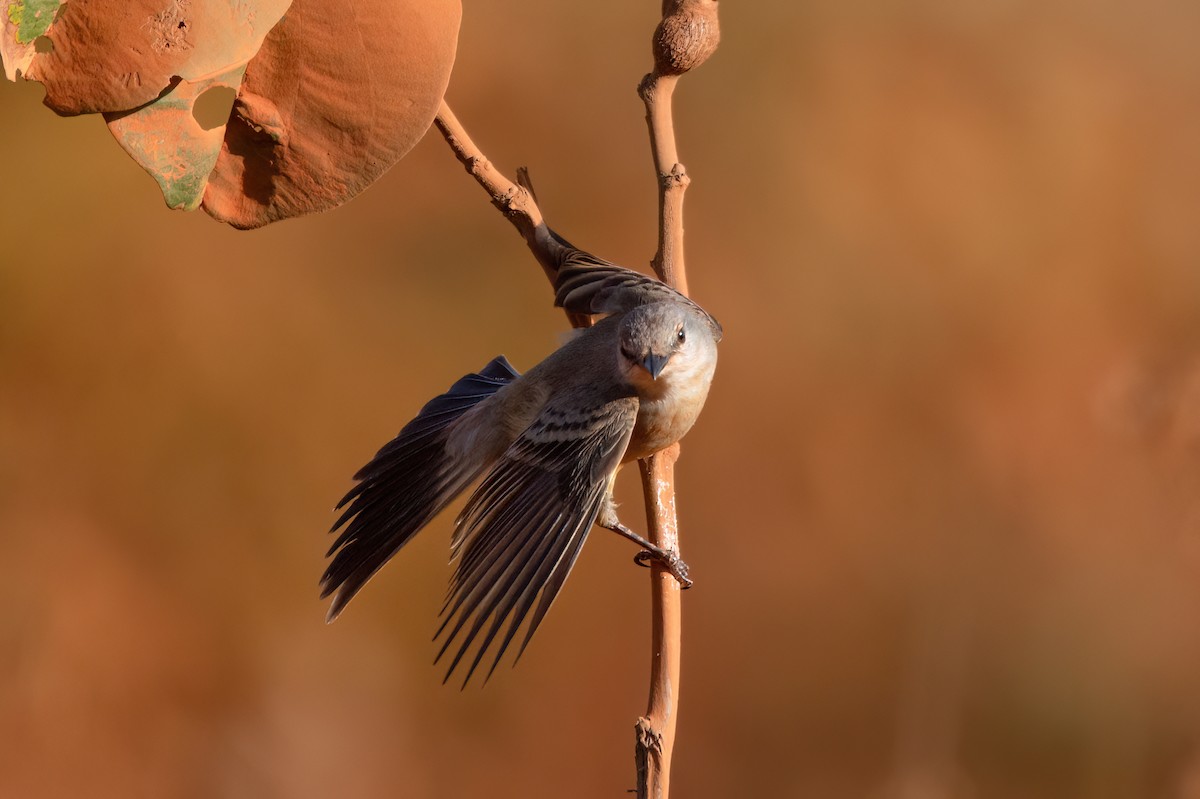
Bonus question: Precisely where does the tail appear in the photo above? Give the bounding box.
[321,355,520,621]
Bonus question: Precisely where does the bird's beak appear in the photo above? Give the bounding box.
[640,352,670,380]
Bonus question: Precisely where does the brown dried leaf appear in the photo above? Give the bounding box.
[1,0,61,80]
[200,0,461,229]
[104,68,245,211]
[21,0,289,116]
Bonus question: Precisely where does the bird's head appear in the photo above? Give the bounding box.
[618,301,717,388]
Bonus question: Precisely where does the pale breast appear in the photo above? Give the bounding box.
[624,369,714,462]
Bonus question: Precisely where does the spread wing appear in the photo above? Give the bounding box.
[434,392,639,686]
[549,233,723,340]
[321,356,520,622]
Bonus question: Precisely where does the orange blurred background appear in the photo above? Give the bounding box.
[3,2,1200,797]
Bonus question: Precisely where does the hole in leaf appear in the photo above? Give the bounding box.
[192,85,237,131]
[33,36,53,53]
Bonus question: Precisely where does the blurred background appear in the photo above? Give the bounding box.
[3,1,1200,797]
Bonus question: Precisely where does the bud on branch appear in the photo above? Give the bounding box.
[652,0,720,76]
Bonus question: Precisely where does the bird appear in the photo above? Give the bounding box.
[320,232,722,685]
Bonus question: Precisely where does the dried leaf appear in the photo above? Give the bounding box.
[200,0,462,228]
[104,67,245,210]
[3,0,458,225]
[1,0,61,80]
[17,0,289,116]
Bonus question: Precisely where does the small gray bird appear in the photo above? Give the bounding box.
[321,235,722,684]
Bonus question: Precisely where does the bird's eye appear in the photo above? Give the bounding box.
[676,328,686,344]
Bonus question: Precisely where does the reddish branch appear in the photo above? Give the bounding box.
[634,3,719,798]
[431,103,552,282]
[431,3,718,796]
[432,103,592,330]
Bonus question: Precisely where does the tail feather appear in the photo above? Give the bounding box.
[321,356,519,621]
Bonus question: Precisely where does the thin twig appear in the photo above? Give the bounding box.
[433,101,592,329]
[639,72,689,294]
[635,3,719,797]
[432,101,552,282]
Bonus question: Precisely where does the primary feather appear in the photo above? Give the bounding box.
[321,356,520,622]
[435,394,637,685]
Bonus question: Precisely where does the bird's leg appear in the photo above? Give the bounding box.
[598,500,692,588]
[607,521,693,589]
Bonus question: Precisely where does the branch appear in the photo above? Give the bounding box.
[433,101,592,329]
[433,102,551,281]
[635,2,719,798]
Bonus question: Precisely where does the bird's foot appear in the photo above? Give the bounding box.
[600,518,693,588]
[633,547,693,589]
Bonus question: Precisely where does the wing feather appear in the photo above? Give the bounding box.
[434,393,638,686]
[321,356,520,621]
[548,234,723,340]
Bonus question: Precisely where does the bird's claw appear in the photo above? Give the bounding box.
[633,549,693,589]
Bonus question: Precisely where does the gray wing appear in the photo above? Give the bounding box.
[550,236,723,340]
[321,356,520,622]
[433,393,639,686]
